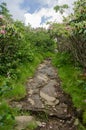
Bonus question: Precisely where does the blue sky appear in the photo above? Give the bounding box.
[20,0,42,13]
[0,0,76,28]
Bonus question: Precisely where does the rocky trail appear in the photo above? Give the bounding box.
[10,59,79,130]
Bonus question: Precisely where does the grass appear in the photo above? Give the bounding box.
[0,51,54,130]
[10,51,54,100]
[56,65,86,109]
[0,52,44,129]
[0,51,54,100]
[0,101,15,130]
[0,53,44,100]
[52,52,86,129]
[1,50,86,129]
[26,121,38,130]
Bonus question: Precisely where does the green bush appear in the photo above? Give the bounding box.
[0,16,34,76]
[83,111,86,125]
[53,52,73,68]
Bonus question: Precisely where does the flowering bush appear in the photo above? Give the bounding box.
[0,29,6,34]
[0,15,3,19]
[69,0,86,67]
[53,0,86,67]
[0,15,34,76]
[0,15,6,36]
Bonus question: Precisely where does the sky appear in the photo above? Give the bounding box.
[0,0,76,28]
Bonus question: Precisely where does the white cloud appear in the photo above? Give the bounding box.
[0,0,76,28]
[25,8,50,28]
[37,0,58,7]
[24,7,67,28]
[0,0,26,22]
[58,0,76,14]
[25,13,41,28]
[24,0,73,28]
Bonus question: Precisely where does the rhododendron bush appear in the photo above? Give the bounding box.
[0,15,6,35]
[69,0,86,67]
[50,0,86,67]
[0,15,34,76]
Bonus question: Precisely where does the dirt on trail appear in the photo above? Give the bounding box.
[10,59,79,130]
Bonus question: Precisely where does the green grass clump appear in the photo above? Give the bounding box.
[52,52,86,129]
[52,52,86,109]
[0,52,48,130]
[0,101,15,130]
[0,53,44,100]
[26,121,38,130]
[83,111,86,125]
[0,51,54,100]
[78,124,86,130]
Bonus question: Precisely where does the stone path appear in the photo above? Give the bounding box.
[10,60,78,130]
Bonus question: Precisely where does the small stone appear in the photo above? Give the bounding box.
[64,109,67,113]
[84,99,86,103]
[42,104,45,108]
[53,108,57,111]
[45,100,58,106]
[28,89,33,95]
[16,104,22,109]
[37,74,48,83]
[41,122,46,127]
[36,121,42,127]
[28,98,35,105]
[74,118,79,126]
[42,125,45,127]
[40,91,56,102]
[50,113,53,116]
[15,116,34,130]
[50,126,53,129]
[42,122,46,125]
[55,99,59,105]
[29,78,33,82]
[67,121,71,124]
[67,114,71,118]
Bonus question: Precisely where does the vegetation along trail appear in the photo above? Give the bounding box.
[0,0,86,129]
[10,59,79,130]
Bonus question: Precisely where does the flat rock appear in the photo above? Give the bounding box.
[39,67,57,78]
[45,99,59,106]
[15,116,34,130]
[40,91,56,102]
[36,74,49,83]
[40,80,57,98]
[28,94,44,109]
